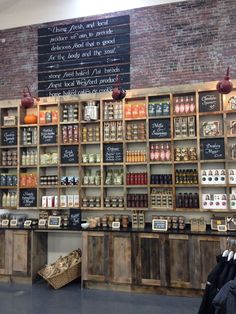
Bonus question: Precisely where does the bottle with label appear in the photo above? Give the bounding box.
[6,192,11,207]
[154,144,160,161]
[2,192,7,207]
[165,143,171,161]
[22,151,26,166]
[150,145,155,161]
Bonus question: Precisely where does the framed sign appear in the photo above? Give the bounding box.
[103,143,123,163]
[112,221,120,229]
[1,128,17,146]
[24,220,32,228]
[199,91,220,112]
[201,138,225,160]
[152,219,168,231]
[19,189,37,208]
[48,216,61,228]
[38,219,47,227]
[61,146,78,164]
[149,118,170,139]
[69,208,81,229]
[40,125,57,144]
[217,225,227,232]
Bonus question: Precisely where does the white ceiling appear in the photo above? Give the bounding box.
[0,0,187,30]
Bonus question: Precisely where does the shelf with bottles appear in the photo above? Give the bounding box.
[81,100,100,123]
[40,188,59,209]
[1,190,17,209]
[149,142,171,163]
[104,165,124,186]
[103,120,123,142]
[150,164,172,186]
[39,102,59,125]
[173,93,196,116]
[81,144,101,165]
[20,126,38,146]
[173,140,198,162]
[81,166,101,187]
[60,123,79,145]
[102,99,123,121]
[21,147,38,167]
[148,94,171,118]
[19,169,37,189]
[173,115,196,139]
[124,96,146,120]
[126,192,148,209]
[125,120,146,142]
[174,166,198,186]
[125,142,147,164]
[175,191,199,210]
[81,187,102,209]
[60,102,79,124]
[81,123,100,143]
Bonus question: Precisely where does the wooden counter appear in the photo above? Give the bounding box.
[82,230,229,296]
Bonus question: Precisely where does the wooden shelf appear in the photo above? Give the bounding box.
[0,166,17,169]
[20,165,37,168]
[60,121,79,125]
[39,185,59,189]
[0,186,17,189]
[39,164,58,167]
[81,141,100,145]
[174,160,198,164]
[0,125,17,128]
[174,137,197,141]
[81,163,101,166]
[104,185,124,188]
[148,115,171,119]
[81,120,100,124]
[149,161,172,164]
[200,160,225,163]
[173,113,196,117]
[149,138,171,142]
[126,185,148,188]
[150,184,173,188]
[60,142,79,146]
[81,185,101,188]
[125,117,146,121]
[175,184,199,187]
[20,124,38,128]
[199,111,223,116]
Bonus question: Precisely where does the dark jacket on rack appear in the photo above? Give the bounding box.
[213,279,236,314]
[198,256,228,314]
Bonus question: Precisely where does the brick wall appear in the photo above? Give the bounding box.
[0,0,235,100]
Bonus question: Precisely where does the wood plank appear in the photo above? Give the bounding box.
[87,232,105,281]
[12,231,28,274]
[31,231,47,280]
[0,231,5,273]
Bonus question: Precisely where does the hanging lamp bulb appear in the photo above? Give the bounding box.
[112,75,126,101]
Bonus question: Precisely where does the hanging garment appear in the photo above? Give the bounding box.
[213,279,236,314]
[198,255,228,314]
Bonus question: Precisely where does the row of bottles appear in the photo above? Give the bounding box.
[150,143,171,161]
[83,101,99,121]
[176,192,199,208]
[62,104,79,122]
[22,150,38,166]
[174,95,195,114]
[175,169,198,184]
[2,192,17,208]
[61,125,79,143]
[126,172,148,185]
[82,125,100,142]
[126,151,147,162]
[126,194,148,208]
[22,127,37,145]
[1,149,17,166]
[126,122,146,141]
[103,121,123,141]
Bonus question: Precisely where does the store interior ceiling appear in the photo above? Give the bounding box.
[0,0,187,30]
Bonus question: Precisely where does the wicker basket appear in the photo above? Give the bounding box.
[38,249,82,289]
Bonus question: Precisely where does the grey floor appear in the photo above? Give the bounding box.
[0,281,201,314]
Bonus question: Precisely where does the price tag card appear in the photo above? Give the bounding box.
[2,219,9,227]
[10,219,17,227]
[38,219,47,227]
[152,219,168,231]
[48,216,61,228]
[24,220,32,228]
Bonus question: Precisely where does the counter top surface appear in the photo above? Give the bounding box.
[0,224,235,237]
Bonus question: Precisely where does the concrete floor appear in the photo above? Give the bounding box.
[0,281,201,314]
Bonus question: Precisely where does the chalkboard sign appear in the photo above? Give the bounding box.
[19,189,37,208]
[38,15,130,97]
[199,91,220,112]
[103,143,123,163]
[201,138,225,160]
[149,119,171,139]
[40,125,57,144]
[1,128,17,146]
[61,146,78,164]
[69,208,81,229]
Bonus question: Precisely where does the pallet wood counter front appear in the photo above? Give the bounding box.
[82,230,228,296]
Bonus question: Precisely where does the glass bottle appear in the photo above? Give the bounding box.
[150,144,155,161]
[184,96,190,114]
[165,143,171,161]
[160,144,165,161]
[174,97,180,114]
[154,144,160,161]
[190,96,195,113]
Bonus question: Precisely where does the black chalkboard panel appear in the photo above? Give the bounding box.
[19,189,37,208]
[61,146,78,164]
[69,208,81,229]
[103,143,123,163]
[149,119,171,139]
[201,138,225,160]
[199,91,220,112]
[1,128,17,146]
[40,125,57,144]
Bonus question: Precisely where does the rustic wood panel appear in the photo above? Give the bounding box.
[169,235,191,288]
[87,232,105,281]
[0,231,5,272]
[12,231,29,274]
[196,236,221,288]
[31,232,47,280]
[110,233,131,284]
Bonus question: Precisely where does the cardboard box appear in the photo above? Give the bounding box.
[60,195,67,207]
[67,195,74,207]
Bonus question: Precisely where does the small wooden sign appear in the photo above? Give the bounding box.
[152,219,168,231]
[40,125,57,144]
[149,119,170,139]
[19,189,37,208]
[61,146,78,164]
[103,143,123,163]
[1,128,17,146]
[201,138,225,160]
[199,91,220,112]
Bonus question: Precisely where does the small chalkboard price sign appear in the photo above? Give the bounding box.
[149,119,170,139]
[201,138,225,160]
[152,219,168,231]
[199,91,220,112]
[40,125,57,144]
[19,189,37,208]
[103,143,123,163]
[61,146,78,164]
[1,128,17,146]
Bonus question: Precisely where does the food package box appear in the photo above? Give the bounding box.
[42,196,47,208]
[60,195,67,207]
[67,195,74,207]
[73,195,79,207]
